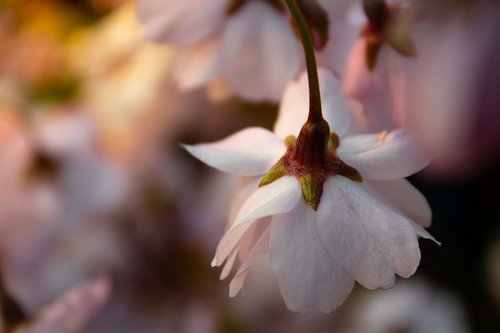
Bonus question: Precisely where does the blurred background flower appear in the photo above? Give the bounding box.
[0,0,499,332]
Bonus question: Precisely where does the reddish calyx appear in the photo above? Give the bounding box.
[260,119,362,210]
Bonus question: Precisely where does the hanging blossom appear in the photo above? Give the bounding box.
[183,68,438,313]
[136,0,336,101]
[340,0,420,131]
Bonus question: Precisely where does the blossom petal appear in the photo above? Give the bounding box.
[229,226,270,297]
[171,38,222,90]
[136,0,227,46]
[337,129,430,180]
[343,39,413,131]
[367,179,432,227]
[220,2,302,101]
[182,127,285,176]
[220,251,238,280]
[411,222,441,245]
[275,68,356,138]
[317,176,421,289]
[270,199,355,313]
[213,176,301,266]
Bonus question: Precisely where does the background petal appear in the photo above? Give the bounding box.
[136,0,227,46]
[171,38,222,90]
[220,2,302,101]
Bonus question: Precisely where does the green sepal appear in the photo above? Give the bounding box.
[298,174,326,210]
[259,158,289,187]
[327,133,340,151]
[340,164,363,183]
[285,135,297,149]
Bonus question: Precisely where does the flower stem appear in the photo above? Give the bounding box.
[283,0,323,123]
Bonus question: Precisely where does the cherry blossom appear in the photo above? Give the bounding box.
[338,0,419,131]
[136,0,347,101]
[183,68,437,313]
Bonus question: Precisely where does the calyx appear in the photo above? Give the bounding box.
[260,119,362,210]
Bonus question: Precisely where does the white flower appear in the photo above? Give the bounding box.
[137,0,348,102]
[136,0,303,101]
[184,68,437,313]
[335,0,419,131]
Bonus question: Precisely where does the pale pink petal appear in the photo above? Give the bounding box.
[337,129,430,180]
[227,177,261,227]
[213,176,301,267]
[411,222,441,245]
[220,250,238,280]
[317,0,362,76]
[275,68,356,138]
[367,179,432,227]
[270,199,355,313]
[171,38,222,90]
[220,2,302,101]
[182,127,285,176]
[229,226,270,297]
[136,0,227,46]
[237,218,269,264]
[343,39,413,131]
[317,176,421,289]
[18,276,111,333]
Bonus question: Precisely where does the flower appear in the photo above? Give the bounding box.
[136,0,340,102]
[183,68,437,313]
[340,0,419,131]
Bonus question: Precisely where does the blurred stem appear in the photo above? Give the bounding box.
[283,0,324,123]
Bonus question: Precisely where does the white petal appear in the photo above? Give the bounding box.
[136,0,227,46]
[220,2,302,101]
[228,177,261,227]
[213,176,301,266]
[411,222,441,246]
[220,250,238,280]
[317,176,421,289]
[337,129,430,180]
[229,226,270,297]
[270,200,355,313]
[275,68,356,138]
[237,217,269,263]
[182,127,285,176]
[171,38,222,90]
[367,179,432,228]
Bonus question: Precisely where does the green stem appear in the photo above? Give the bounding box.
[283,0,323,123]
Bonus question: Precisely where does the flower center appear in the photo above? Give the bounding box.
[260,120,362,210]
